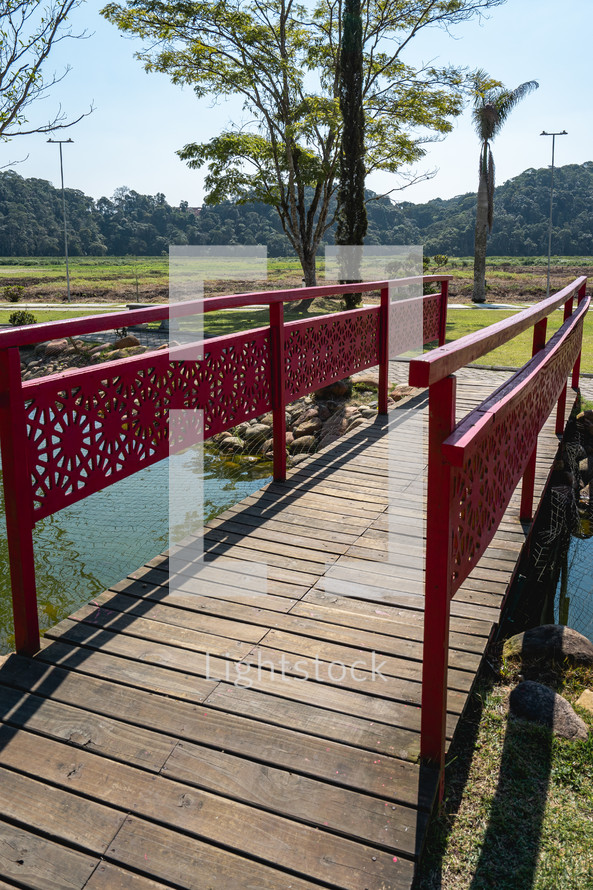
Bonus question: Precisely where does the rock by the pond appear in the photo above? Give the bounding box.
[242,423,271,442]
[353,373,379,389]
[44,338,69,356]
[503,624,593,665]
[315,378,352,399]
[218,436,244,454]
[113,335,141,349]
[509,681,588,740]
[290,453,309,466]
[576,689,593,717]
[293,418,323,438]
[290,435,316,453]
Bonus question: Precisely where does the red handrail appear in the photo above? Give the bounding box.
[0,275,449,656]
[409,275,587,387]
[411,276,588,799]
[0,275,451,350]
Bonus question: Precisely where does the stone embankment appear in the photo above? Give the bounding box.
[211,375,415,465]
[19,334,154,381]
[19,336,416,461]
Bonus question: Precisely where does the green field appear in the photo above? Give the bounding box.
[0,254,591,304]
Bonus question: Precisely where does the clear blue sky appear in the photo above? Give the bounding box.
[5,0,591,208]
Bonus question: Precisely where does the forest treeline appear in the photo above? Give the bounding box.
[1,161,592,257]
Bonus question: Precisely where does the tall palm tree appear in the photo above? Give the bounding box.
[472,77,538,302]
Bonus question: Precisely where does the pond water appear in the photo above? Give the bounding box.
[504,493,593,645]
[0,451,272,654]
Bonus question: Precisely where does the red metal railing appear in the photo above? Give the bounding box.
[0,275,450,655]
[408,275,589,797]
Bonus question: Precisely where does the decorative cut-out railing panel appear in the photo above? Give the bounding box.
[444,298,589,594]
[284,307,380,401]
[26,328,272,521]
[408,274,588,797]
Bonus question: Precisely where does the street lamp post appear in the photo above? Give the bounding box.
[540,129,567,298]
[47,138,74,302]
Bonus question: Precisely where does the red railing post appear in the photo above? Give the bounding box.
[270,301,287,481]
[421,374,456,799]
[438,278,449,347]
[378,286,390,415]
[520,318,548,521]
[555,296,575,434]
[572,280,588,388]
[0,347,40,655]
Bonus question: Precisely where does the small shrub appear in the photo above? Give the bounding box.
[4,285,24,303]
[432,254,449,270]
[9,310,37,326]
[114,326,128,339]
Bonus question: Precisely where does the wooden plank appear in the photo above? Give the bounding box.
[1,654,431,803]
[86,863,178,890]
[108,814,416,890]
[206,516,355,554]
[0,728,426,862]
[163,742,429,858]
[297,589,491,648]
[0,766,126,850]
[88,587,482,673]
[0,822,98,890]
[0,682,177,771]
[253,629,475,690]
[65,601,261,657]
[205,681,459,749]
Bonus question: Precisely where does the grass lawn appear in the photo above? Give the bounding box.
[443,308,593,374]
[0,308,124,325]
[415,655,593,889]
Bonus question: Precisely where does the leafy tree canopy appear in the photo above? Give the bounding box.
[101,0,504,282]
[0,0,91,141]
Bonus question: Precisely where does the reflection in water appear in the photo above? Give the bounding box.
[0,449,272,654]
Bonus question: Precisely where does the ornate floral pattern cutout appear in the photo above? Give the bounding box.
[448,318,584,595]
[25,329,272,520]
[284,308,380,401]
[422,294,442,344]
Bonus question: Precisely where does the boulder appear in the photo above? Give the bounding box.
[293,418,323,438]
[314,378,352,399]
[354,373,379,389]
[218,436,244,454]
[509,681,588,740]
[290,435,316,453]
[503,625,593,665]
[576,689,593,717]
[88,344,109,356]
[359,406,377,418]
[44,338,69,356]
[242,423,271,442]
[113,335,141,349]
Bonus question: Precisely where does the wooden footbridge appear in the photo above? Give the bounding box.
[0,275,588,889]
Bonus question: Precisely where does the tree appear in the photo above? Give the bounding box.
[472,74,538,302]
[0,0,91,142]
[103,0,505,286]
[335,0,367,310]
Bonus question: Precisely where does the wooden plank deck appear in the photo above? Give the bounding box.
[0,371,565,890]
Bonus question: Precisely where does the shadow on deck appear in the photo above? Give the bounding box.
[0,374,562,890]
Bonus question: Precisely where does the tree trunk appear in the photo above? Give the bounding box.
[292,250,316,312]
[473,153,489,303]
[335,0,367,312]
